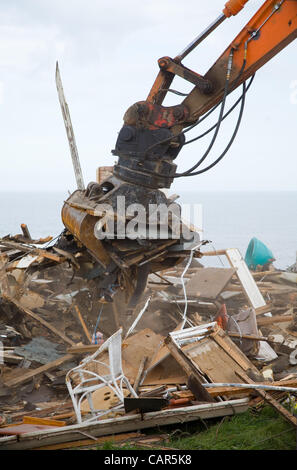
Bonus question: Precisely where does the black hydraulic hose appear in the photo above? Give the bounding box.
[176,79,247,177]
[174,49,235,177]
[182,54,248,135]
[184,74,254,146]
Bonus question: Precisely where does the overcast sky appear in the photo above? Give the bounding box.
[0,0,296,193]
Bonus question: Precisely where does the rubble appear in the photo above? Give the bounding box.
[0,226,297,450]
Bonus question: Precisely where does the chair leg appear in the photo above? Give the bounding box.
[111,380,124,402]
[123,377,138,398]
[87,393,96,418]
[67,382,82,424]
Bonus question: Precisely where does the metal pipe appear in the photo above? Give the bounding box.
[176,13,226,62]
[204,383,297,393]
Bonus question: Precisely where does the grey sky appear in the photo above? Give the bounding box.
[0,0,296,193]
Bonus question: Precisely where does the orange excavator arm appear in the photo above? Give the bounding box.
[147,0,250,106]
[113,0,297,187]
[182,0,297,125]
[147,0,297,126]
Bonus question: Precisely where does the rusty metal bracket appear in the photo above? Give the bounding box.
[158,57,214,95]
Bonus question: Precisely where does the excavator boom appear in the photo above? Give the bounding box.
[182,0,297,125]
[147,0,297,128]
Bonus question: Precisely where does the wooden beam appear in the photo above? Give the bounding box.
[2,294,75,346]
[236,371,297,428]
[251,271,281,279]
[187,374,215,403]
[133,356,148,394]
[0,239,64,263]
[20,224,32,240]
[257,315,293,327]
[67,344,100,355]
[74,305,92,344]
[227,332,280,345]
[0,399,249,450]
[3,354,75,388]
[6,402,75,422]
[201,250,226,257]
[23,417,66,427]
[254,304,274,316]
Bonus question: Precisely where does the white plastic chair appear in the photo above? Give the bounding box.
[66,328,138,424]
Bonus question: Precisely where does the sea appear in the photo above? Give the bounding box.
[0,190,296,271]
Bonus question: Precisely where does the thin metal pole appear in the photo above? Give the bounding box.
[176,13,226,61]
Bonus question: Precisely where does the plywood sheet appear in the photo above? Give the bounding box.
[184,267,235,299]
[81,386,130,413]
[123,329,164,371]
[181,338,247,384]
[142,355,187,385]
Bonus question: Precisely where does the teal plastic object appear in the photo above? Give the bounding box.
[245,237,275,271]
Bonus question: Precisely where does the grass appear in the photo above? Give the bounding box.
[93,406,296,451]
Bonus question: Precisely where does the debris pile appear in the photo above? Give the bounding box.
[0,230,297,450]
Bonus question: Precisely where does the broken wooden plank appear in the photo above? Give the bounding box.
[7,402,75,422]
[67,344,100,355]
[3,354,74,388]
[187,374,215,403]
[8,234,53,245]
[228,332,281,346]
[0,398,249,450]
[0,424,64,436]
[184,267,235,299]
[133,356,148,394]
[74,305,92,344]
[257,315,293,326]
[201,250,227,257]
[139,386,167,397]
[236,371,297,428]
[251,271,281,279]
[2,352,23,365]
[0,239,64,263]
[22,417,66,427]
[2,294,75,346]
[254,304,274,316]
[20,224,32,240]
